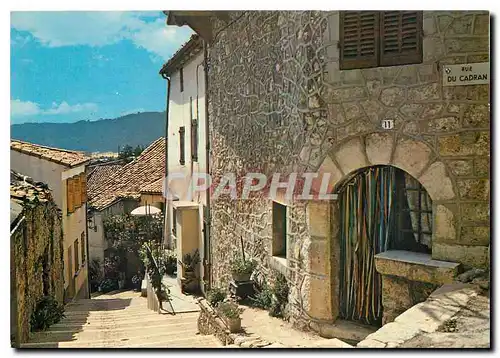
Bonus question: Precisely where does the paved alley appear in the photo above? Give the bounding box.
[21,291,221,348]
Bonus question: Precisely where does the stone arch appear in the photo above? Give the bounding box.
[316,133,456,202]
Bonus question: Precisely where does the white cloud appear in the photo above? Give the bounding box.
[10,11,193,60]
[11,99,40,117]
[11,99,98,117]
[44,101,98,115]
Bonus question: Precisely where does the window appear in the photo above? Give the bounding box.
[67,178,75,214]
[272,201,287,258]
[180,67,184,92]
[339,11,423,70]
[74,239,79,274]
[81,232,86,264]
[190,97,198,161]
[392,170,432,254]
[179,126,186,165]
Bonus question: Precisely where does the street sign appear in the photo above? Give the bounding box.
[442,62,489,86]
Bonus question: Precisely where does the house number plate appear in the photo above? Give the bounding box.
[381,119,394,130]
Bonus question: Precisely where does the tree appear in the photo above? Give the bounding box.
[133,145,145,157]
[118,145,134,161]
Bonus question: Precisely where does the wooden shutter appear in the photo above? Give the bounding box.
[179,126,185,165]
[67,178,75,214]
[74,175,82,208]
[191,119,198,162]
[81,232,86,263]
[340,11,379,70]
[74,239,79,272]
[80,173,87,203]
[380,11,423,67]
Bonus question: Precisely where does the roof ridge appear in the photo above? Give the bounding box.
[11,139,87,155]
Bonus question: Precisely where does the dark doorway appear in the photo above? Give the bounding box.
[338,166,432,326]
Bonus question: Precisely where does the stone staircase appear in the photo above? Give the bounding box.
[21,290,221,348]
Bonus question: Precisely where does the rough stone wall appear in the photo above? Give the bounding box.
[207,10,490,330]
[11,202,64,345]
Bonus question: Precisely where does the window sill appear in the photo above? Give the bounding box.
[270,256,289,277]
[374,250,460,285]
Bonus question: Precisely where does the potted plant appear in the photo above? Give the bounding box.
[230,257,257,282]
[182,250,200,278]
[181,250,200,293]
[217,301,243,333]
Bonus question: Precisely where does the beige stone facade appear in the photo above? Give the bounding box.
[168,10,490,334]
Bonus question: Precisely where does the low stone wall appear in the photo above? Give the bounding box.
[357,283,478,348]
[197,299,234,346]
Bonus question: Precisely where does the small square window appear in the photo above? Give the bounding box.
[272,201,287,258]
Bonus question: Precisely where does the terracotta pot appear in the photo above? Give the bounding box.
[224,317,241,333]
[232,272,251,282]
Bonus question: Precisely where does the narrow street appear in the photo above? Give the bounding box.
[21,291,221,348]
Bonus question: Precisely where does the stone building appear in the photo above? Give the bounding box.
[166,11,490,334]
[11,140,90,301]
[10,171,64,346]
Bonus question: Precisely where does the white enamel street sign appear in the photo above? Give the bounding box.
[443,62,490,86]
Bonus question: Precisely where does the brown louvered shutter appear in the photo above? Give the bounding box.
[80,173,87,203]
[380,11,423,67]
[74,176,82,208]
[67,178,75,214]
[340,11,379,70]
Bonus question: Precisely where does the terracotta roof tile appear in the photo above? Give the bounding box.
[87,163,124,200]
[88,138,165,210]
[10,170,53,204]
[140,177,164,194]
[11,140,90,168]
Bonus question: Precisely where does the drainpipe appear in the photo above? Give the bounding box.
[85,202,90,298]
[203,41,212,290]
[161,71,171,249]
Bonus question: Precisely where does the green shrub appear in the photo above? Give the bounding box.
[248,282,273,309]
[30,296,65,332]
[164,250,177,276]
[269,273,289,318]
[99,278,118,293]
[230,257,257,275]
[217,302,242,319]
[207,287,226,307]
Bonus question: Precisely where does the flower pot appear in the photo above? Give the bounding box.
[184,271,196,279]
[224,317,241,333]
[232,272,251,282]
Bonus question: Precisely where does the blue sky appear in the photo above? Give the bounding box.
[10,11,193,124]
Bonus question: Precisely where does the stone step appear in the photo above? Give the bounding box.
[49,316,198,331]
[23,330,217,348]
[28,325,199,344]
[57,312,199,326]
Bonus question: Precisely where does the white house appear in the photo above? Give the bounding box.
[160,34,209,292]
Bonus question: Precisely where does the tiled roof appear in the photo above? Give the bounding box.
[87,163,125,200]
[88,138,165,210]
[159,34,203,77]
[10,170,53,205]
[11,140,90,168]
[140,177,164,194]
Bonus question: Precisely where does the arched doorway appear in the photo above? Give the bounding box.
[337,165,432,326]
